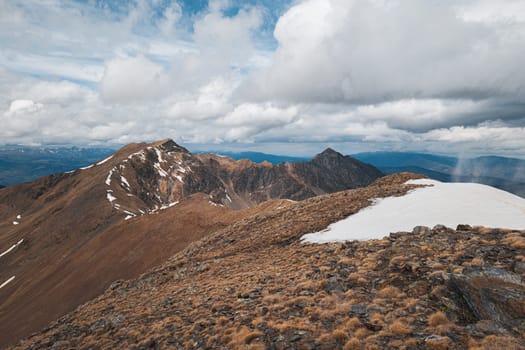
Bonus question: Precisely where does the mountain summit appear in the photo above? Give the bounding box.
[0,139,382,347]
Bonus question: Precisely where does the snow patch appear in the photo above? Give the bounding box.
[154,147,165,163]
[105,168,114,186]
[0,239,24,258]
[80,164,94,170]
[160,201,179,210]
[107,193,117,202]
[12,221,19,225]
[154,162,168,177]
[120,175,130,188]
[124,215,134,220]
[16,214,21,219]
[302,180,525,243]
[96,155,113,165]
[0,276,15,289]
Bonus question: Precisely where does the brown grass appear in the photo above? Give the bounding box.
[332,328,348,342]
[343,338,362,350]
[428,311,450,327]
[501,233,525,248]
[425,336,451,350]
[389,319,413,335]
[377,286,400,298]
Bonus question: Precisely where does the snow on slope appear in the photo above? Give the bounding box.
[0,239,24,258]
[302,179,525,243]
[0,276,15,290]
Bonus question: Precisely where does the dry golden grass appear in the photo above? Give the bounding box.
[502,233,525,249]
[425,336,451,350]
[377,286,400,298]
[428,311,450,327]
[354,328,371,339]
[343,338,362,350]
[227,326,263,347]
[345,317,363,331]
[332,328,349,342]
[389,319,413,335]
[479,335,523,349]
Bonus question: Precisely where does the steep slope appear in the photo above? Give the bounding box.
[13,173,525,349]
[0,139,382,347]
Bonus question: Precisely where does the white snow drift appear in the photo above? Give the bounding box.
[302,179,525,243]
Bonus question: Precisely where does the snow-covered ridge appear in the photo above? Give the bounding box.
[302,179,525,243]
[78,155,114,171]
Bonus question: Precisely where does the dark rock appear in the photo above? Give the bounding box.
[446,266,525,334]
[412,226,431,235]
[290,334,302,342]
[513,261,525,275]
[349,304,368,317]
[389,231,405,239]
[456,224,472,231]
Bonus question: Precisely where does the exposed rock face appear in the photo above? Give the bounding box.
[102,139,383,212]
[445,267,525,334]
[10,173,525,349]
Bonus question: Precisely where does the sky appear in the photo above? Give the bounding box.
[1,0,525,157]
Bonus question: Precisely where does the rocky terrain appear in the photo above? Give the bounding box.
[11,173,525,349]
[0,139,382,347]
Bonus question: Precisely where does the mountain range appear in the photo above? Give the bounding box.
[352,152,525,198]
[2,147,524,198]
[0,139,382,347]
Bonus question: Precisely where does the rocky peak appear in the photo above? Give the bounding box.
[311,148,348,167]
[151,139,189,153]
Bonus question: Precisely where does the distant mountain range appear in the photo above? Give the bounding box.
[1,146,524,198]
[0,146,114,187]
[352,152,525,198]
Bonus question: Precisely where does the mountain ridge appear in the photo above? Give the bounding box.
[0,139,382,347]
[10,172,525,349]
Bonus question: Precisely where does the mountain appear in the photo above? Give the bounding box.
[11,173,525,349]
[0,146,115,187]
[0,139,382,347]
[206,150,310,164]
[353,151,525,198]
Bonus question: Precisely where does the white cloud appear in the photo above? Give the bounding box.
[99,55,170,103]
[241,0,525,106]
[220,103,298,141]
[6,99,43,115]
[0,0,524,158]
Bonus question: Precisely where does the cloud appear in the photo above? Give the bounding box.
[240,0,525,107]
[99,55,170,103]
[0,0,524,158]
[6,99,43,115]
[219,103,298,141]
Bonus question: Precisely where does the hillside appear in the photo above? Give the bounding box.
[11,173,525,349]
[0,139,382,347]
